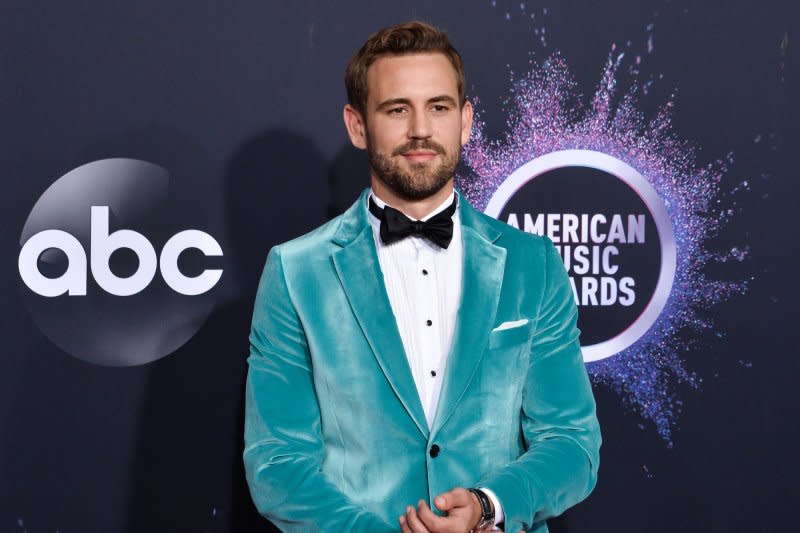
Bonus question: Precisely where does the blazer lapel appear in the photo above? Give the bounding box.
[430,195,506,440]
[331,191,430,439]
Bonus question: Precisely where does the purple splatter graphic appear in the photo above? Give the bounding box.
[458,41,747,445]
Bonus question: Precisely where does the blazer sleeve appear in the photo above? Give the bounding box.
[243,247,395,532]
[478,239,602,533]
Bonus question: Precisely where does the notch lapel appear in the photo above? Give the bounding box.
[331,192,429,439]
[430,197,506,440]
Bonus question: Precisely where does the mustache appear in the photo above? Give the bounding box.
[392,140,446,156]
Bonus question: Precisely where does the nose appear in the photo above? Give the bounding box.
[408,108,432,139]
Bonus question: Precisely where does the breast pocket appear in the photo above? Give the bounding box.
[475,319,534,426]
[488,319,534,350]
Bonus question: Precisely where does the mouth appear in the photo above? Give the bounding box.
[401,150,438,163]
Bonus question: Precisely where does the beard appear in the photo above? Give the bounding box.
[366,137,460,201]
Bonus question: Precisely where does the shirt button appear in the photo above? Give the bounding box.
[426,319,433,326]
[422,269,428,275]
[429,444,440,458]
[430,370,437,377]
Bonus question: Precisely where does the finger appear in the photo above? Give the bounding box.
[399,514,411,533]
[434,487,470,511]
[417,499,448,530]
[403,506,417,532]
[406,504,432,533]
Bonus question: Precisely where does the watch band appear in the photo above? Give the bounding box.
[468,488,495,532]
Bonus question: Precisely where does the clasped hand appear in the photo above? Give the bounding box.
[398,487,482,533]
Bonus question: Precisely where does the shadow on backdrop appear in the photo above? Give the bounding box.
[118,127,328,533]
[327,142,369,219]
[224,129,328,533]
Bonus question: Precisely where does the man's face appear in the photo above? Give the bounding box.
[354,53,472,201]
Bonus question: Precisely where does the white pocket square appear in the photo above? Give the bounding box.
[492,318,529,332]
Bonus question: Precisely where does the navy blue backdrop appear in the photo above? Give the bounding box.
[1,1,797,531]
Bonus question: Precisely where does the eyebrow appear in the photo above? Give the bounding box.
[428,95,458,106]
[375,95,458,111]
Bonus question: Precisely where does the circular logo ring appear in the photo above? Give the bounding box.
[484,149,676,362]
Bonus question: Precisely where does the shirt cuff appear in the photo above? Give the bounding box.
[478,487,504,529]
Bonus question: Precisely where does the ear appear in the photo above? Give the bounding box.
[460,100,474,146]
[343,104,367,150]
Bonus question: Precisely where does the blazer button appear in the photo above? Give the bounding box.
[429,444,440,458]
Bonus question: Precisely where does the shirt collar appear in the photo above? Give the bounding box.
[367,189,458,223]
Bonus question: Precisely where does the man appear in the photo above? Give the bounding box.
[244,21,600,533]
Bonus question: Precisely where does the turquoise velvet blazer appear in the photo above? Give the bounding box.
[244,190,601,532]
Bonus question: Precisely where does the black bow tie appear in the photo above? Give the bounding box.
[368,195,457,249]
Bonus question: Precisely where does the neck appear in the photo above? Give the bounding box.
[370,178,455,220]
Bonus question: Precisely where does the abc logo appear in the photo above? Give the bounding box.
[19,206,222,297]
[18,158,224,366]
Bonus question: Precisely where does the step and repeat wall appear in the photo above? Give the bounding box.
[1,1,796,531]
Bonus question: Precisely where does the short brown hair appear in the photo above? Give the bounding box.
[345,21,467,116]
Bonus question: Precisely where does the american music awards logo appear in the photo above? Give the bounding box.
[484,149,675,363]
[17,158,224,367]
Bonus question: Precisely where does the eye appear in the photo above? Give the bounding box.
[388,107,407,115]
[431,104,450,112]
